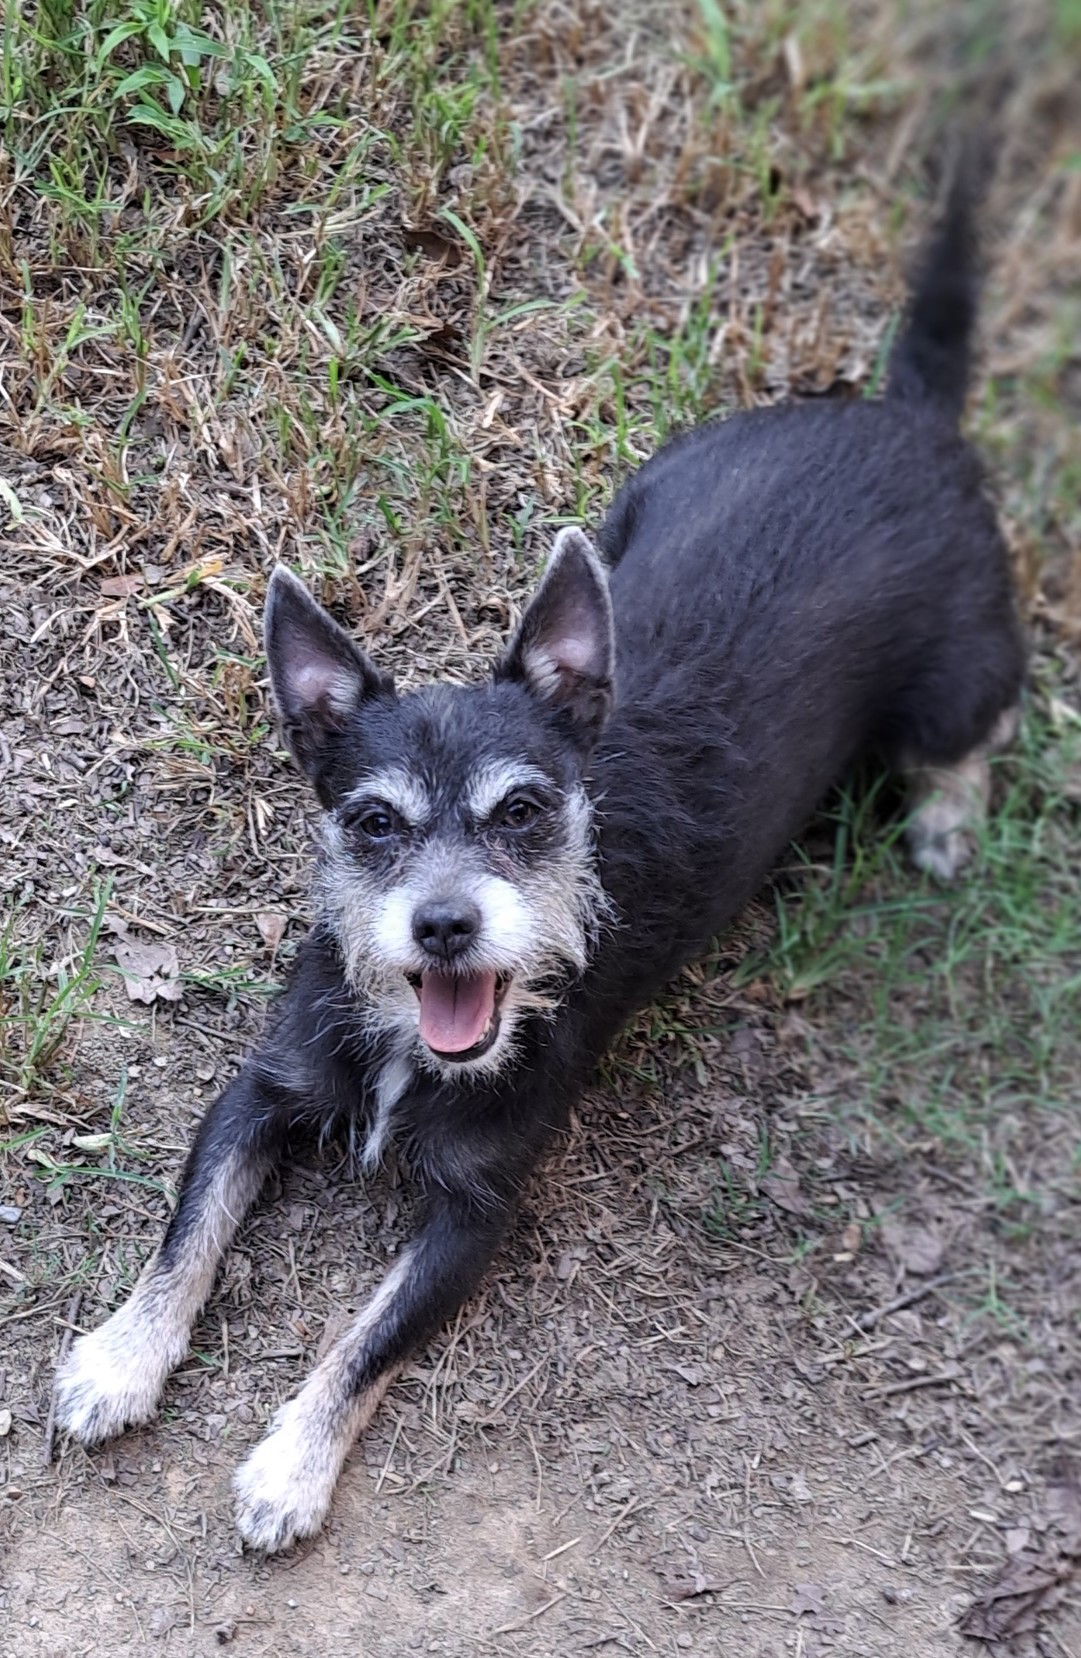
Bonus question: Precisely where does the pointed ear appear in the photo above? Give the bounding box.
[264,566,393,781]
[496,528,614,745]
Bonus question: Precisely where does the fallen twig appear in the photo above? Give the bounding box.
[857,1272,956,1331]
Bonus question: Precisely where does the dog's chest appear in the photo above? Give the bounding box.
[362,1049,414,1169]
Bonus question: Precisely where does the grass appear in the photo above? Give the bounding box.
[744,699,1081,1151]
[0,882,114,1110]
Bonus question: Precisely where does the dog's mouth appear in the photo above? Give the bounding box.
[407,970,511,1062]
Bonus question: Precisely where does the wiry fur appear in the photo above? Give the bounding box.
[316,762,605,1079]
[56,177,1024,1554]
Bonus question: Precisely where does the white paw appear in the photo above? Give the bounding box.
[233,1401,342,1553]
[907,821,974,882]
[55,1310,172,1444]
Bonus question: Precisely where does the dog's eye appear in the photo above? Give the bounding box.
[351,807,401,842]
[497,794,542,831]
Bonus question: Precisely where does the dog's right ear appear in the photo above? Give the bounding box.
[264,566,393,781]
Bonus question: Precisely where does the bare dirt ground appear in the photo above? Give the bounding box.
[2,2,1080,1654]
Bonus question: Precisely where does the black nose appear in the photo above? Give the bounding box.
[412,899,481,961]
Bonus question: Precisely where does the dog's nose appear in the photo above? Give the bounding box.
[412,899,481,961]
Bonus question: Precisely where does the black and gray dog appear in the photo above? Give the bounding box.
[57,175,1023,1549]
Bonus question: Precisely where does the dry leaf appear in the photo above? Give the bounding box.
[669,1363,703,1386]
[791,186,819,222]
[782,32,804,93]
[402,225,462,266]
[1046,1469,1081,1554]
[790,1582,827,1617]
[958,1555,1072,1640]
[255,911,287,953]
[72,1133,111,1154]
[183,554,224,586]
[148,1607,185,1638]
[99,573,146,598]
[761,1157,812,1217]
[880,1217,944,1276]
[670,1573,731,1601]
[114,938,182,1004]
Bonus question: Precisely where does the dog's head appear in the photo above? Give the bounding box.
[264,530,614,1078]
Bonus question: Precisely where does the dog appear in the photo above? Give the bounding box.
[56,166,1023,1551]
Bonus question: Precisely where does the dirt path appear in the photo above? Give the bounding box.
[5,1005,1081,1656]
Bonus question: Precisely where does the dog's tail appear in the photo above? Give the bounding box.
[887,147,987,422]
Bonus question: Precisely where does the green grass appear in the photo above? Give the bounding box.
[742,694,1081,1156]
[1,0,521,582]
[0,882,114,1108]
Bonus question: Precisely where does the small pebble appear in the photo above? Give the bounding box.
[0,1206,22,1225]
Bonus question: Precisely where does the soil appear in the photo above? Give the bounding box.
[4,976,1081,1656]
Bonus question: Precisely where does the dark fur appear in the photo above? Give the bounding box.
[58,175,1023,1549]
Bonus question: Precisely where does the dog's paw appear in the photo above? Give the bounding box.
[55,1316,166,1444]
[906,819,976,883]
[904,753,991,884]
[234,1404,341,1553]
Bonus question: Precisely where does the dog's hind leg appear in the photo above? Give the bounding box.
[233,1189,512,1552]
[901,704,1020,881]
[56,1068,288,1445]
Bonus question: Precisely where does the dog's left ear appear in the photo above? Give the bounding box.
[497,528,614,745]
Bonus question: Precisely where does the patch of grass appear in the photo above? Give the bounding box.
[0,882,114,1110]
[183,962,280,1003]
[703,1158,764,1242]
[703,1123,777,1241]
[743,693,1081,1154]
[13,1067,173,1202]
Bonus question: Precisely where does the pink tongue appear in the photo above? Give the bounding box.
[418,971,498,1054]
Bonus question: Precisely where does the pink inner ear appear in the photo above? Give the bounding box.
[555,633,596,672]
[292,657,358,715]
[294,661,335,699]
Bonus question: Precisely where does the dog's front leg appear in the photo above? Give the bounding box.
[56,1066,288,1445]
[233,1189,511,1552]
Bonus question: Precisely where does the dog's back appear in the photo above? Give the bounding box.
[589,165,1024,1006]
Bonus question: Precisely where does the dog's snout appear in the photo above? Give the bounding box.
[412,898,481,961]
